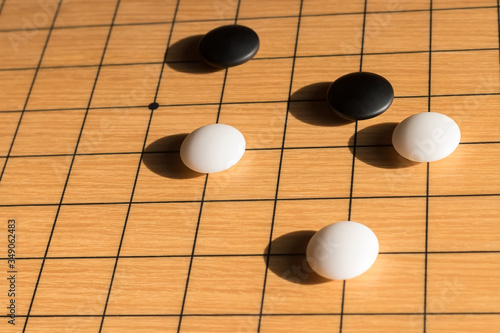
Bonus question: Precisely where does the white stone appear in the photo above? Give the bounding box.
[392,112,461,162]
[306,221,379,280]
[180,124,246,173]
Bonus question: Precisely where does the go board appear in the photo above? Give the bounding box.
[1,0,500,332]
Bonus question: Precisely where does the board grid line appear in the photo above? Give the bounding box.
[7,249,500,262]
[8,311,500,318]
[423,1,434,331]
[256,1,304,330]
[3,89,500,114]
[0,0,6,20]
[424,164,430,333]
[1,46,500,73]
[497,0,500,72]
[214,0,242,124]
[95,0,182,331]
[5,248,500,257]
[0,0,64,182]
[20,0,123,330]
[2,192,500,209]
[2,140,500,159]
[176,1,242,330]
[339,0,368,331]
[0,4,498,35]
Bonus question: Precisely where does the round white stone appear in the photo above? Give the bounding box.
[392,112,461,162]
[306,221,379,280]
[180,124,246,174]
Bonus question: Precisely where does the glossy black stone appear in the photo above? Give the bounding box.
[198,25,260,68]
[326,72,394,121]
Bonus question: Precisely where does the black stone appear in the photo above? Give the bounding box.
[326,72,394,121]
[198,25,259,68]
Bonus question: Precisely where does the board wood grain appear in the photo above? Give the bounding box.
[0,0,499,332]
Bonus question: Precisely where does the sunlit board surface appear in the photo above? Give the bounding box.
[1,0,500,332]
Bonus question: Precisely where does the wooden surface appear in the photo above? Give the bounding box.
[1,0,500,332]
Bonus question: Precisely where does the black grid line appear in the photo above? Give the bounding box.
[423,1,433,332]
[2,192,500,209]
[215,69,228,123]
[1,46,500,73]
[339,1,368,332]
[424,162,430,333]
[256,1,304,331]
[96,1,181,331]
[4,249,500,262]
[0,4,498,34]
[4,89,500,114]
[21,0,122,331]
[6,310,500,319]
[176,175,208,330]
[0,0,6,19]
[176,1,241,331]
[6,311,500,318]
[0,0,64,183]
[497,0,500,72]
[2,140,498,159]
[214,0,242,124]
[1,191,500,210]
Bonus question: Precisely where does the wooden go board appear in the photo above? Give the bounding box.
[1,0,500,332]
